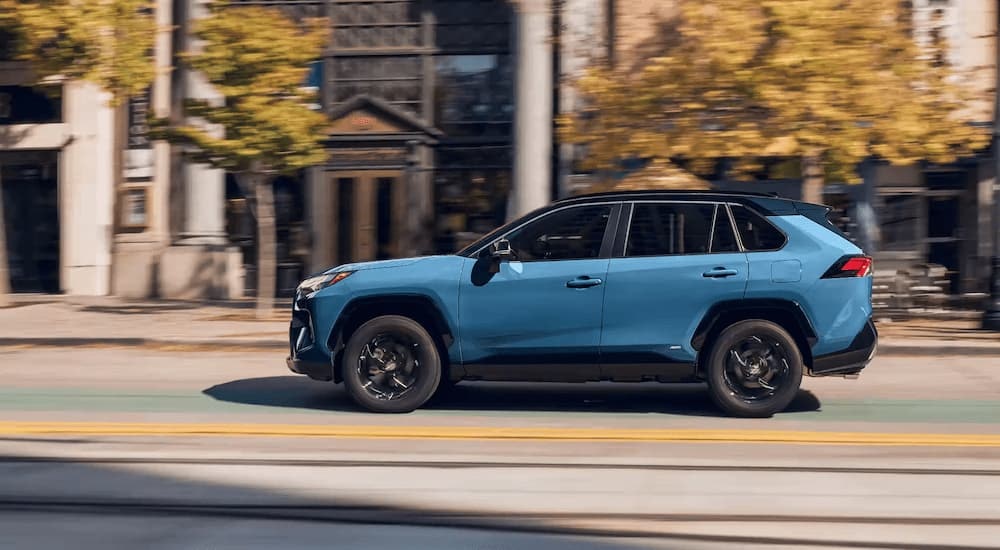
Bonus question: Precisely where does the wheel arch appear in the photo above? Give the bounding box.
[692,299,817,373]
[326,294,456,384]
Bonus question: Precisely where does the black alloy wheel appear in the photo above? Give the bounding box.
[705,320,803,418]
[343,315,441,413]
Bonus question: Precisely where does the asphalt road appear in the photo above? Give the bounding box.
[1,348,999,549]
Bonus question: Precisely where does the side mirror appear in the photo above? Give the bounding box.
[488,239,513,274]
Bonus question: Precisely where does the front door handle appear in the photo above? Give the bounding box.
[567,276,603,288]
[703,268,738,278]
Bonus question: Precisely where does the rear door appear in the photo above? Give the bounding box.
[600,202,748,374]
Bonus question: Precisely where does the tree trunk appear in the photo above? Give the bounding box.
[253,174,276,319]
[0,168,9,307]
[801,152,825,205]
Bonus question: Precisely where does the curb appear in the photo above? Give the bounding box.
[0,338,998,356]
[876,344,1000,357]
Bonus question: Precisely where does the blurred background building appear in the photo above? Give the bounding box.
[0,0,997,309]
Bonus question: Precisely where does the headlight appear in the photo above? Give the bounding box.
[298,271,353,295]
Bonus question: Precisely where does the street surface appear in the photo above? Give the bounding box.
[1,347,999,549]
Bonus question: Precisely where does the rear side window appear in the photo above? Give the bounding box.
[730,205,786,251]
[626,203,737,257]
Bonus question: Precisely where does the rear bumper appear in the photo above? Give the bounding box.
[286,356,332,381]
[810,318,877,377]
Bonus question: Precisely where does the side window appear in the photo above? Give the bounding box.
[730,205,786,251]
[711,206,739,253]
[506,204,612,261]
[626,203,715,256]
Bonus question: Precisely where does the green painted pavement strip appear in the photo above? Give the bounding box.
[0,388,997,424]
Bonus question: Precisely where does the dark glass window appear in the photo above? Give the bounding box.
[330,56,422,113]
[730,205,786,251]
[626,203,717,257]
[434,54,513,136]
[507,205,612,261]
[711,206,739,253]
[330,1,421,49]
[878,194,922,251]
[0,86,61,124]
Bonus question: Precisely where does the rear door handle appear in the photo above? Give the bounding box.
[566,276,603,288]
[703,268,738,278]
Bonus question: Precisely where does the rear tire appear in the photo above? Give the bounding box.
[705,320,803,418]
[342,315,441,413]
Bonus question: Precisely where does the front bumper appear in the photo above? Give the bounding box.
[287,291,333,381]
[810,317,878,376]
[286,356,332,381]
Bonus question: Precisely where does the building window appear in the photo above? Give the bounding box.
[119,187,149,231]
[330,56,422,113]
[331,1,421,49]
[432,0,512,52]
[0,86,62,124]
[434,54,513,135]
[879,195,923,251]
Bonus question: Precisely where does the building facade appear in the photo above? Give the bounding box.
[2,0,996,302]
[1,0,563,299]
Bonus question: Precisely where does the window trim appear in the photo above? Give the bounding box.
[619,200,743,259]
[466,201,621,262]
[726,202,788,253]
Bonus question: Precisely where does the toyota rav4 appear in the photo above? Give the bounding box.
[287,190,876,417]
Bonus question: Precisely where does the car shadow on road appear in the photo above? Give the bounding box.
[203,376,822,417]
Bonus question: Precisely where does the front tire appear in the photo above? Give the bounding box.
[705,320,803,418]
[342,315,442,413]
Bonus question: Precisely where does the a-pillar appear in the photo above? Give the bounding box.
[509,0,553,221]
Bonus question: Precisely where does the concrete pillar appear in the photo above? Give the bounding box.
[111,0,176,298]
[509,0,553,220]
[178,0,226,246]
[157,0,241,299]
[60,81,115,295]
[307,167,334,273]
[557,0,606,199]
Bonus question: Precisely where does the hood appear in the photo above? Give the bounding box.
[325,256,433,273]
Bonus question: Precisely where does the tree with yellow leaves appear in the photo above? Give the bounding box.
[561,0,990,203]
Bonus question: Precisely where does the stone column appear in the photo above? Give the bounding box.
[157,0,241,299]
[179,0,226,246]
[307,166,334,273]
[509,0,553,220]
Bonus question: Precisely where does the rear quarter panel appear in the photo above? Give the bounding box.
[744,215,871,357]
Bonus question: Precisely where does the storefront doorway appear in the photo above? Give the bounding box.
[327,170,405,264]
[0,151,59,293]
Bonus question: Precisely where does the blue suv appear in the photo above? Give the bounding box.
[287,191,876,417]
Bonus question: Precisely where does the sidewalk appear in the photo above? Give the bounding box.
[0,296,998,356]
[0,296,288,351]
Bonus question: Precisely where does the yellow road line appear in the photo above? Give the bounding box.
[0,421,999,447]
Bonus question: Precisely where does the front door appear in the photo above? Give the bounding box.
[328,171,405,264]
[458,203,619,381]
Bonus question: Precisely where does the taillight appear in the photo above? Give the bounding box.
[822,255,872,278]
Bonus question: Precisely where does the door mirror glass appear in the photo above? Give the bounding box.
[491,238,514,259]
